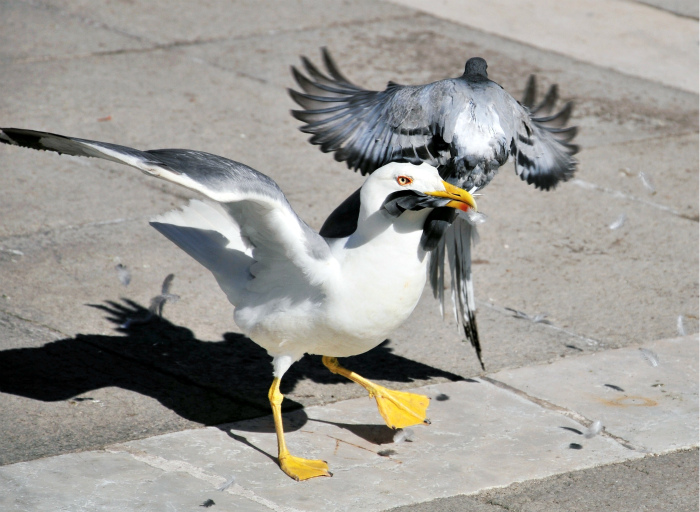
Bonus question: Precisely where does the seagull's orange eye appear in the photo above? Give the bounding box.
[396,175,413,186]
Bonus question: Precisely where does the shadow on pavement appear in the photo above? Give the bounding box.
[0,299,464,428]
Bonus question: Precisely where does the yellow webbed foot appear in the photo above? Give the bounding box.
[279,453,332,481]
[371,385,430,429]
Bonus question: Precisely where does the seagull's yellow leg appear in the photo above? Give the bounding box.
[268,377,331,481]
[322,356,430,429]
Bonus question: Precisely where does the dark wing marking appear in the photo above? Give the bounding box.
[319,187,361,238]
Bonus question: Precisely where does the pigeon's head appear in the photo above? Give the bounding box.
[464,57,488,78]
[362,162,476,217]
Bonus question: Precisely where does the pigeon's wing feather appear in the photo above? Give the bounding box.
[290,49,459,175]
[508,77,579,190]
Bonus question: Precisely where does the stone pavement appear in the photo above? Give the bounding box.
[0,0,698,510]
[1,335,697,511]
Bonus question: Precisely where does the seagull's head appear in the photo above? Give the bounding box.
[363,162,477,218]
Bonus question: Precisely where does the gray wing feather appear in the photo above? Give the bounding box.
[290,50,455,175]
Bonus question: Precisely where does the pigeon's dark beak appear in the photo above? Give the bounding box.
[424,181,477,212]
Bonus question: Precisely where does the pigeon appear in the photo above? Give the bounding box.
[289,48,579,368]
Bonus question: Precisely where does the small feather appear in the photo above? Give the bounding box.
[531,314,552,325]
[639,348,659,367]
[149,274,180,316]
[121,274,180,327]
[505,307,551,324]
[465,210,487,225]
[161,273,175,294]
[677,315,686,336]
[583,420,603,439]
[393,428,415,444]
[638,171,656,194]
[217,476,236,492]
[115,263,131,286]
[604,384,625,392]
[609,213,627,230]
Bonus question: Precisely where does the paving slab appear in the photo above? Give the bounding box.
[0,335,695,511]
[389,0,699,93]
[0,0,148,63]
[0,450,272,512]
[44,0,405,47]
[491,335,699,453]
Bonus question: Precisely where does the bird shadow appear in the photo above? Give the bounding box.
[0,299,465,430]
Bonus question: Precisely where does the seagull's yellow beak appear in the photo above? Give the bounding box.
[424,181,477,212]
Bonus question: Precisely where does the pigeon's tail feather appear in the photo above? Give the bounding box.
[443,217,484,369]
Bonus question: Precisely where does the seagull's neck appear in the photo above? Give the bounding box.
[343,189,430,251]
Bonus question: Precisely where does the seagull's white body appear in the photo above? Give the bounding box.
[0,127,476,480]
[151,162,436,375]
[241,209,429,364]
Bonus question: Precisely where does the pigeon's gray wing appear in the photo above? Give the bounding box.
[289,48,457,176]
[509,75,579,190]
[0,128,333,306]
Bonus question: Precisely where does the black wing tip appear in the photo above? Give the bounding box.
[0,128,62,153]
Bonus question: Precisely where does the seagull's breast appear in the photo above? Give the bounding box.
[319,221,429,356]
[232,208,430,361]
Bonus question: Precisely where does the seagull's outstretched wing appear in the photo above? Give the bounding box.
[0,128,333,306]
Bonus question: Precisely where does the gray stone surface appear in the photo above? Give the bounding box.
[492,335,699,453]
[0,337,696,511]
[0,0,697,509]
[389,0,699,93]
[0,450,272,512]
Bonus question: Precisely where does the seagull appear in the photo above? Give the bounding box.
[289,48,579,368]
[0,128,476,481]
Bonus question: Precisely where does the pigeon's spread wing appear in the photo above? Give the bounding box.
[0,128,333,305]
[289,48,457,176]
[510,76,579,190]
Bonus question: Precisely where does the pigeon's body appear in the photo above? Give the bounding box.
[290,50,579,366]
